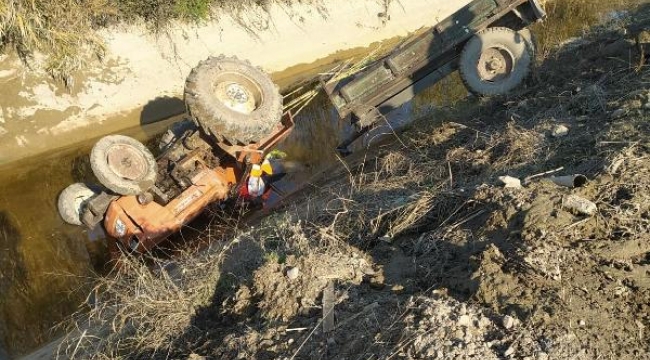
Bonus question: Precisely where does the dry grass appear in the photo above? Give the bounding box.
[533,0,644,56]
[0,0,107,83]
[58,241,230,358]
[0,0,323,83]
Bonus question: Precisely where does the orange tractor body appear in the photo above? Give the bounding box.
[102,114,293,253]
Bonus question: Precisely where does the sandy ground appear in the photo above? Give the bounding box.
[0,0,471,166]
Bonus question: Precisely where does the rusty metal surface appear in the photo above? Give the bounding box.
[104,168,230,252]
[218,112,295,163]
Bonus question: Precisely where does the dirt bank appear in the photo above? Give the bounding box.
[48,1,650,359]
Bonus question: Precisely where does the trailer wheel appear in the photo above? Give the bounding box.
[90,135,157,195]
[460,27,534,96]
[184,55,283,145]
[58,183,99,226]
[518,28,537,58]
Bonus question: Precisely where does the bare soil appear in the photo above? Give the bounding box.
[61,3,650,360]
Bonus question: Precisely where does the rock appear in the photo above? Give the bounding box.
[504,346,516,357]
[611,108,627,119]
[459,303,467,315]
[478,316,491,328]
[498,176,522,189]
[579,319,586,327]
[368,273,386,289]
[503,315,518,329]
[563,195,598,216]
[536,352,549,360]
[551,124,570,137]
[286,266,300,280]
[458,314,472,327]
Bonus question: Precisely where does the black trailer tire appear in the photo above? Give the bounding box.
[184,55,283,145]
[90,135,157,195]
[460,27,533,96]
[58,183,99,226]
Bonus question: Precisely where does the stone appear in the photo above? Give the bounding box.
[579,319,586,327]
[611,108,627,119]
[458,314,472,327]
[286,266,300,280]
[459,303,467,315]
[551,124,570,137]
[498,175,522,189]
[503,315,518,329]
[563,195,598,216]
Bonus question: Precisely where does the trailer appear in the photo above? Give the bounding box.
[322,0,546,148]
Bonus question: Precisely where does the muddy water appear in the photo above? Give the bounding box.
[0,118,178,357]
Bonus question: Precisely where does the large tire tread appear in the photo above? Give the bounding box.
[90,135,157,196]
[184,55,283,145]
[459,27,534,96]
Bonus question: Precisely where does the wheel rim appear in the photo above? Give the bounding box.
[213,72,262,115]
[72,194,90,218]
[477,46,515,83]
[105,144,148,180]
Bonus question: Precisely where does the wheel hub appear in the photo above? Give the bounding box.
[215,81,257,114]
[477,47,514,82]
[105,144,148,181]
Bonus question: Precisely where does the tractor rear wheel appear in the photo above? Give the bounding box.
[184,56,283,145]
